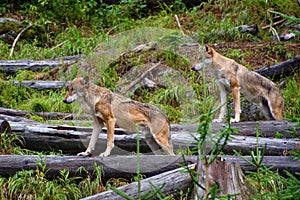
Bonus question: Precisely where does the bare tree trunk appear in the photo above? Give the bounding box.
[193,157,253,200]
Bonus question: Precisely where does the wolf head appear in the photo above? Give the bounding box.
[63,74,89,104]
[191,44,214,71]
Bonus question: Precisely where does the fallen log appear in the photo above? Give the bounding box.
[0,107,90,120]
[0,54,82,74]
[13,127,300,156]
[0,155,298,180]
[193,157,252,199]
[81,164,196,200]
[7,118,299,155]
[255,57,300,81]
[0,155,197,180]
[172,120,300,138]
[13,80,70,89]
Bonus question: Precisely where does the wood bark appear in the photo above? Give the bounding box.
[81,164,195,200]
[255,57,300,81]
[193,157,252,200]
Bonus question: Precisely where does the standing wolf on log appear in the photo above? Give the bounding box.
[63,74,175,157]
[192,45,284,123]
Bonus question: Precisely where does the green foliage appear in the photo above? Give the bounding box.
[282,72,300,119]
[0,131,19,155]
[0,161,105,199]
[0,81,31,108]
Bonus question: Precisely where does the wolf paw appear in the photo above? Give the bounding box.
[230,118,240,123]
[212,118,223,123]
[77,151,91,157]
[99,152,110,158]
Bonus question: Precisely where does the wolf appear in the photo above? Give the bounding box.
[191,45,284,123]
[63,74,175,157]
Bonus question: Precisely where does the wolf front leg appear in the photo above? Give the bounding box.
[78,116,103,156]
[99,117,115,157]
[213,80,228,123]
[230,84,241,123]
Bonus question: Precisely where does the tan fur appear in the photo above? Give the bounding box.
[63,74,174,157]
[192,45,284,123]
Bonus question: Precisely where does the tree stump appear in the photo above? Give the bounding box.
[0,119,11,134]
[193,157,254,200]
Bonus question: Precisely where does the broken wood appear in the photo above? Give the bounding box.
[255,57,300,81]
[9,23,33,57]
[82,164,195,200]
[193,157,252,199]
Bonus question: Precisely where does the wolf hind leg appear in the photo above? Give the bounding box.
[261,98,276,120]
[143,126,164,155]
[150,122,175,156]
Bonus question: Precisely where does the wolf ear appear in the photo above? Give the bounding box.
[83,76,89,85]
[76,73,82,78]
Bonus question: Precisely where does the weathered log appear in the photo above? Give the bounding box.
[13,126,300,156]
[193,157,252,199]
[7,120,300,155]
[255,57,300,81]
[0,107,90,120]
[0,54,82,74]
[0,155,197,180]
[172,120,300,138]
[81,164,195,200]
[13,80,70,89]
[0,155,298,180]
[172,131,300,156]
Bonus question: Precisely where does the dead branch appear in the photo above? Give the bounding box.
[9,23,33,57]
